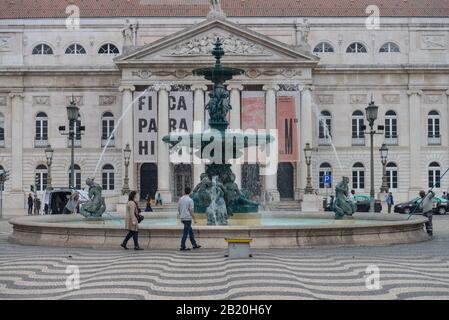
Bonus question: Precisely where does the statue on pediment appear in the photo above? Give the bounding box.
[122,19,138,47]
[208,0,226,20]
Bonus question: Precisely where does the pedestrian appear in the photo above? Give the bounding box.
[145,196,153,212]
[348,189,356,203]
[34,196,41,215]
[156,193,162,206]
[178,187,201,251]
[63,192,80,214]
[27,193,33,215]
[443,192,447,200]
[121,191,143,250]
[386,192,394,213]
[419,190,435,236]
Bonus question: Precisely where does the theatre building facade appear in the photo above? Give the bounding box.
[1,1,449,209]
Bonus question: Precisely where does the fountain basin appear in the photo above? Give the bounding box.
[9,212,429,249]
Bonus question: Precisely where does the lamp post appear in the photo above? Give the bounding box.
[122,143,131,195]
[304,142,314,194]
[379,143,389,193]
[44,145,54,191]
[59,97,84,189]
[364,97,384,212]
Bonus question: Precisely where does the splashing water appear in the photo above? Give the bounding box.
[92,87,150,178]
[310,101,345,174]
[206,176,228,225]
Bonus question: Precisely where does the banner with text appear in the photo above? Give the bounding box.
[276,91,300,162]
[169,91,193,132]
[134,91,158,163]
[241,91,266,164]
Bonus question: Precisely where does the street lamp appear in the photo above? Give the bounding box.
[122,143,131,195]
[304,142,314,194]
[379,143,389,193]
[44,145,54,190]
[364,96,384,212]
[59,96,85,188]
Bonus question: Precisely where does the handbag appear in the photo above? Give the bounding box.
[136,213,144,223]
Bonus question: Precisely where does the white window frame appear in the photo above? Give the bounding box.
[102,165,115,191]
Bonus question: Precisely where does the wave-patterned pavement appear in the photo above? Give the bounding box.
[1,234,449,300]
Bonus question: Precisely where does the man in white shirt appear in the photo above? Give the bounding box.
[178,187,201,251]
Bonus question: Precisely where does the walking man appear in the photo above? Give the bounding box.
[178,187,201,251]
[419,190,435,236]
[386,192,394,214]
[27,193,33,215]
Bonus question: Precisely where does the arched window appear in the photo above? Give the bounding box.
[351,110,365,145]
[313,42,334,53]
[65,44,86,55]
[352,162,365,190]
[380,42,400,53]
[68,164,81,189]
[318,111,332,145]
[102,164,115,191]
[0,113,4,147]
[35,112,48,147]
[346,42,367,53]
[98,43,120,55]
[428,110,441,145]
[386,162,398,189]
[35,164,48,192]
[319,162,332,188]
[32,43,53,55]
[385,110,398,145]
[102,112,115,147]
[428,162,441,188]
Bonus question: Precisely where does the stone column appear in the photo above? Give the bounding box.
[263,84,280,202]
[118,85,136,191]
[298,85,314,199]
[192,84,207,186]
[8,92,25,208]
[228,83,244,188]
[155,84,173,203]
[407,89,423,198]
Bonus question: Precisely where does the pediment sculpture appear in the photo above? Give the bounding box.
[166,33,272,56]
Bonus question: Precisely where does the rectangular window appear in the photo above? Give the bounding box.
[352,171,365,189]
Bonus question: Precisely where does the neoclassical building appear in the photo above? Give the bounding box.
[1,0,449,210]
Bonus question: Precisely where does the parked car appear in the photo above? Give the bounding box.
[394,196,448,215]
[42,188,89,215]
[324,194,382,212]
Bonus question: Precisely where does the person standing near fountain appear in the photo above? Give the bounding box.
[419,190,435,236]
[178,187,201,251]
[121,191,143,250]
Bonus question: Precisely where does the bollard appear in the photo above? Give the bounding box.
[225,238,253,258]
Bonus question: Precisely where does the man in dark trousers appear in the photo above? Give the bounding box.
[27,193,33,215]
[419,190,435,236]
[178,187,201,251]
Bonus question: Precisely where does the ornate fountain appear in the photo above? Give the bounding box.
[163,38,274,225]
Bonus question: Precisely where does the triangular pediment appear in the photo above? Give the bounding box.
[115,19,319,67]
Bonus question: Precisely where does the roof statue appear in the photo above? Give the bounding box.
[207,0,226,20]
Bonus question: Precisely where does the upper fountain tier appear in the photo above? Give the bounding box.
[192,37,244,84]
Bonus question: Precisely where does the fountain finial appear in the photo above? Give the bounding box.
[211,37,224,65]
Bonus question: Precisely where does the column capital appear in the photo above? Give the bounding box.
[407,89,423,96]
[301,84,314,92]
[154,84,172,92]
[191,84,208,92]
[262,84,280,92]
[227,83,244,92]
[445,90,449,96]
[8,92,25,99]
[118,85,136,93]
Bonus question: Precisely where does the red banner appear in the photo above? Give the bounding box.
[277,93,299,162]
[241,91,266,163]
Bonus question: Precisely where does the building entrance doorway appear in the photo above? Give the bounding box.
[140,163,158,200]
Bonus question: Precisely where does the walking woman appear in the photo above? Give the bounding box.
[121,191,143,250]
